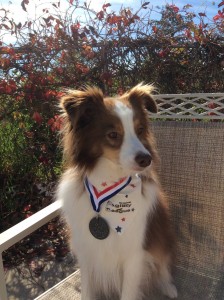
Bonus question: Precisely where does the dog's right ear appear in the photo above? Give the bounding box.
[60,86,104,130]
[127,83,157,113]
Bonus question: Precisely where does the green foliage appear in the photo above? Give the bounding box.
[0,101,61,229]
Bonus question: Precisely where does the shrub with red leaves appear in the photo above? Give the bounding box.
[0,0,223,239]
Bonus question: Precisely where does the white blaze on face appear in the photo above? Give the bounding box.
[114,101,151,172]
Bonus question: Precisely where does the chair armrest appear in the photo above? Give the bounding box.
[0,200,62,300]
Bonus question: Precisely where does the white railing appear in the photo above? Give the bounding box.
[0,201,61,300]
[153,93,224,120]
[0,93,224,300]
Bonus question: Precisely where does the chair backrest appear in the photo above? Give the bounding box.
[152,121,224,285]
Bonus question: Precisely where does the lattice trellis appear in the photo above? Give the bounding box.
[153,93,224,120]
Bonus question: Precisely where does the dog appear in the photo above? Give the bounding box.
[57,83,177,300]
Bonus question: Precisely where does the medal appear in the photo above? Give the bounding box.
[84,176,132,212]
[85,175,140,238]
[89,216,110,240]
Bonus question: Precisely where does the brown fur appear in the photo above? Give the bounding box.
[144,189,176,260]
[60,84,159,174]
[60,87,123,171]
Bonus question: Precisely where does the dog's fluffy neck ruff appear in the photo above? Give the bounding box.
[86,157,137,189]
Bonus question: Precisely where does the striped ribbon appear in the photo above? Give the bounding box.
[84,176,132,212]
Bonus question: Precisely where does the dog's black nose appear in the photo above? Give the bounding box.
[135,152,152,168]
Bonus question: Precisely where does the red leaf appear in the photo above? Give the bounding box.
[2,24,10,30]
[185,29,192,38]
[152,26,157,33]
[25,131,34,138]
[45,90,57,99]
[47,115,63,132]
[38,155,49,165]
[208,112,217,116]
[32,112,42,124]
[213,10,224,21]
[198,12,206,17]
[1,58,10,70]
[97,10,104,20]
[213,14,220,21]
[183,4,192,9]
[21,0,29,12]
[169,5,179,13]
[208,102,215,109]
[48,223,56,231]
[46,247,55,255]
[117,87,125,95]
[69,0,74,4]
[107,15,121,25]
[23,204,31,212]
[218,1,224,7]
[158,50,166,58]
[103,3,111,10]
[57,91,65,98]
[56,67,63,74]
[47,118,54,126]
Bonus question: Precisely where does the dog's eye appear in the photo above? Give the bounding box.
[107,131,119,139]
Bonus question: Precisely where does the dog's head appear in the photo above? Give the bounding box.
[60,83,158,175]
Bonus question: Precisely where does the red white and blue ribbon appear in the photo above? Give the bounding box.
[84,176,132,212]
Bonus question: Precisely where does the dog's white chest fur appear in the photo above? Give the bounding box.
[85,174,144,235]
[59,169,157,247]
[57,169,157,296]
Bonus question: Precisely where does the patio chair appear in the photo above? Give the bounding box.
[35,120,224,300]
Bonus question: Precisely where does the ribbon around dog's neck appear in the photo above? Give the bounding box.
[84,176,132,212]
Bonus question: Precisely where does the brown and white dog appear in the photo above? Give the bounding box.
[57,83,177,300]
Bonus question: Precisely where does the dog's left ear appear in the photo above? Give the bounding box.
[128,83,157,113]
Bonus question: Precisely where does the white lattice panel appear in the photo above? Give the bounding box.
[153,93,224,120]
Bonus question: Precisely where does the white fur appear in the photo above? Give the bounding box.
[58,168,157,300]
[57,101,177,300]
[114,101,151,172]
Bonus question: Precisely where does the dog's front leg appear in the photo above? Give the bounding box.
[120,255,144,300]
